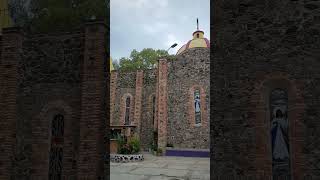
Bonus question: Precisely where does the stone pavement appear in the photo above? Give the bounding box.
[110,153,210,180]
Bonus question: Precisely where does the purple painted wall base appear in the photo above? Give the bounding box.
[165,149,209,157]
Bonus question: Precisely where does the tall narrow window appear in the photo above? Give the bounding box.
[152,96,156,126]
[125,97,131,125]
[270,89,291,179]
[194,89,201,125]
[49,114,64,180]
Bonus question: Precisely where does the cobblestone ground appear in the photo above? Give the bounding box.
[110,153,210,180]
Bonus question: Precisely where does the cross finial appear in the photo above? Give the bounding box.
[197,18,199,30]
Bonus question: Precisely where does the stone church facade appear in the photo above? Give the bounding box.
[110,29,210,151]
[0,21,210,179]
[212,0,320,179]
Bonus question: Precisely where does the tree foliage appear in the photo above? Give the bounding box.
[25,0,107,33]
[112,60,120,70]
[115,48,172,71]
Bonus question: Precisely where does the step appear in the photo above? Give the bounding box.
[165,148,210,158]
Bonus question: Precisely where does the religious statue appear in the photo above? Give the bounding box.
[194,90,201,124]
[195,94,201,113]
[271,108,289,161]
[270,89,291,179]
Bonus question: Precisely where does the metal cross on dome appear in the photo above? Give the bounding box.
[197,18,199,30]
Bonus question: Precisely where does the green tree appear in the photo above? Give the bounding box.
[118,48,172,71]
[26,0,107,33]
[112,60,120,70]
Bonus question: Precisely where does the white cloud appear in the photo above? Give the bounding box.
[111,0,210,58]
[111,0,168,9]
[179,15,189,23]
[156,0,169,8]
[143,22,169,34]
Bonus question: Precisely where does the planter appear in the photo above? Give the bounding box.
[110,154,144,163]
[156,148,163,156]
[110,139,118,154]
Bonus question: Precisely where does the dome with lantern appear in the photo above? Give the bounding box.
[176,19,210,55]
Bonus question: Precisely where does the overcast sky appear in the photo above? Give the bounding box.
[110,0,210,61]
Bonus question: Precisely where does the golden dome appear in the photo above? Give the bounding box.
[176,30,210,55]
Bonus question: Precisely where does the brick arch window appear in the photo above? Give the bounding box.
[251,74,305,179]
[124,96,131,125]
[120,94,134,125]
[194,88,201,125]
[152,96,156,126]
[189,85,207,127]
[49,114,64,180]
[270,88,291,179]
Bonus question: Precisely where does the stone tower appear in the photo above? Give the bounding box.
[0,20,107,179]
[157,25,210,152]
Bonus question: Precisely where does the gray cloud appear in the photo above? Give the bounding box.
[111,0,210,61]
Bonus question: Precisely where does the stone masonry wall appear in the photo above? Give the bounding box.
[140,69,157,150]
[78,22,106,178]
[133,71,143,135]
[157,59,169,150]
[110,71,117,124]
[111,71,136,125]
[167,48,210,149]
[0,27,85,179]
[110,69,157,150]
[0,22,107,179]
[0,27,22,180]
[212,0,320,179]
[18,31,83,179]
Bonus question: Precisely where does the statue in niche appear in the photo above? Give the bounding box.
[271,108,289,160]
[270,89,291,179]
[194,89,201,124]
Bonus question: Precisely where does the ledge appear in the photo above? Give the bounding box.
[110,125,137,128]
[165,148,210,157]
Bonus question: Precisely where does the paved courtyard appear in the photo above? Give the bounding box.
[110,153,210,180]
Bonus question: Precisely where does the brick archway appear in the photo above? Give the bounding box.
[188,85,208,128]
[34,100,74,179]
[119,93,134,126]
[250,72,305,179]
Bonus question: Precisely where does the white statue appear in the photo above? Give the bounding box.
[195,95,201,112]
[271,108,289,160]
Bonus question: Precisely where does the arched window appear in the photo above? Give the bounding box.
[125,97,131,125]
[49,114,64,180]
[152,96,156,126]
[270,88,291,179]
[194,89,201,125]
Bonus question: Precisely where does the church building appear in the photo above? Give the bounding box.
[110,25,210,155]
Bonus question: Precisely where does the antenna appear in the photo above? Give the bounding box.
[197,18,199,30]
